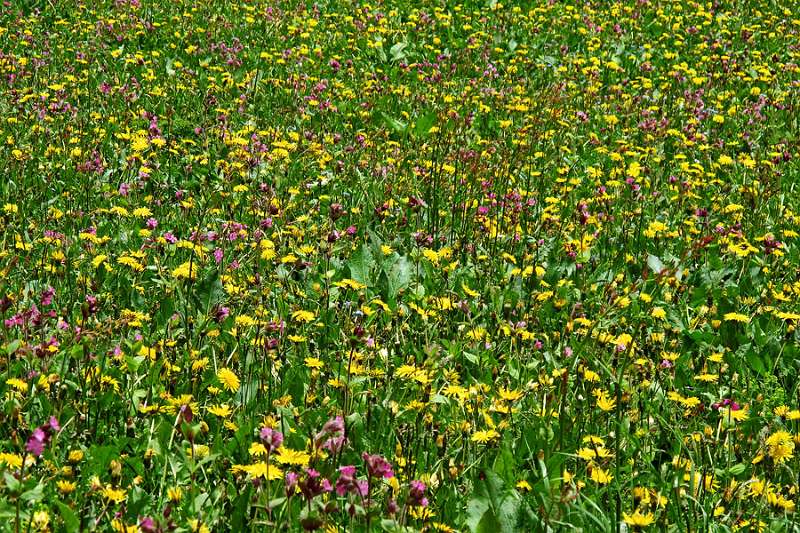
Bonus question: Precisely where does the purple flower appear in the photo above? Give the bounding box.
[285,471,299,496]
[362,452,394,479]
[315,416,345,448]
[335,465,356,495]
[335,465,368,497]
[214,306,230,322]
[139,517,157,533]
[259,427,284,452]
[408,480,428,507]
[26,429,46,456]
[40,286,55,306]
[322,435,346,454]
[25,417,58,457]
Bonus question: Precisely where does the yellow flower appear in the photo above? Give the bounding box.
[723,312,749,323]
[217,368,240,392]
[274,448,311,467]
[102,486,127,504]
[172,261,198,280]
[0,453,23,468]
[5,378,27,393]
[291,310,315,323]
[207,404,232,417]
[57,480,76,494]
[167,486,183,503]
[766,430,794,464]
[188,520,210,533]
[595,390,616,412]
[623,510,655,528]
[304,357,324,369]
[516,480,532,491]
[590,467,613,484]
[249,442,268,457]
[231,462,284,480]
[471,429,500,443]
[131,136,149,153]
[497,387,524,402]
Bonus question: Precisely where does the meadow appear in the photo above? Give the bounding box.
[1,0,800,531]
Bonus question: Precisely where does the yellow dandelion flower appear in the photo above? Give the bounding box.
[766,431,794,464]
[723,312,749,323]
[217,368,240,393]
[274,448,311,467]
[207,404,232,417]
[623,510,655,528]
[471,429,500,443]
[590,467,613,484]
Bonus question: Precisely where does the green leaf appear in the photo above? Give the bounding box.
[5,339,21,355]
[414,112,437,137]
[195,269,224,313]
[647,254,665,274]
[746,349,766,374]
[125,355,144,373]
[494,441,516,485]
[727,463,746,476]
[3,471,20,494]
[20,483,44,503]
[465,473,523,531]
[495,494,521,533]
[380,112,407,135]
[465,496,490,533]
[387,255,412,297]
[475,509,502,533]
[230,484,252,531]
[380,518,404,532]
[348,244,374,285]
[389,41,407,61]
[375,40,387,62]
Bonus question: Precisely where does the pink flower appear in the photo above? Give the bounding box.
[363,452,394,479]
[408,480,428,507]
[259,427,284,452]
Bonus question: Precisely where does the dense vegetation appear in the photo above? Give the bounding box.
[1,0,800,531]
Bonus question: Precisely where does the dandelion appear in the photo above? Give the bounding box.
[623,510,655,528]
[471,429,500,443]
[291,310,315,323]
[217,368,240,393]
[723,312,750,323]
[590,467,613,485]
[765,431,794,464]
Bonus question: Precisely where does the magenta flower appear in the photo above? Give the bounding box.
[362,452,394,479]
[408,480,428,507]
[259,427,284,452]
[25,417,59,457]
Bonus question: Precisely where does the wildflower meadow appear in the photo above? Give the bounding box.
[1,0,800,531]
